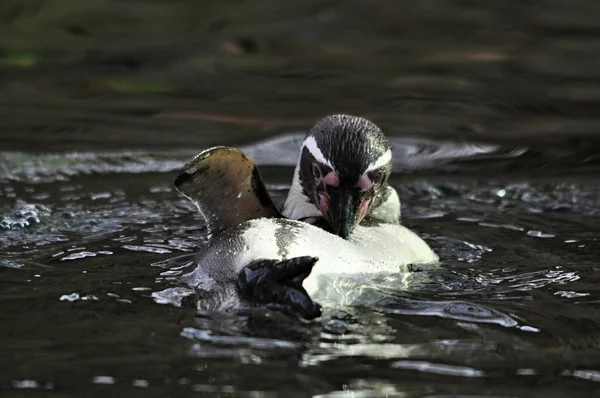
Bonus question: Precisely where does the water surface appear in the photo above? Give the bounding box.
[2,134,599,397]
[2,1,600,397]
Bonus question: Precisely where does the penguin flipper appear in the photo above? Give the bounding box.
[238,256,323,320]
[174,147,281,235]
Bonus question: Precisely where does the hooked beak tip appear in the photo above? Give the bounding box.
[338,222,352,239]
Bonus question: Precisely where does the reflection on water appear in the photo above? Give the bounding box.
[2,0,600,396]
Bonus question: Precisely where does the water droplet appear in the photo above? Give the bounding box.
[59,293,80,301]
[122,245,171,254]
[516,368,537,376]
[554,290,589,298]
[92,376,115,385]
[526,230,555,238]
[61,251,97,261]
[59,293,99,302]
[12,380,39,389]
[132,379,149,388]
[90,192,112,200]
[519,325,541,333]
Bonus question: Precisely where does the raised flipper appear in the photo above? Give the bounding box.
[174,147,282,236]
[237,256,323,320]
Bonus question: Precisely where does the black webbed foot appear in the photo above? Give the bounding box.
[237,256,323,320]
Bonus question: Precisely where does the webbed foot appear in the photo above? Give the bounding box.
[237,256,323,320]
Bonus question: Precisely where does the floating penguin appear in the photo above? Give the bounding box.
[174,115,438,319]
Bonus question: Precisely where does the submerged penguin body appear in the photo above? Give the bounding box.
[174,115,439,318]
[184,216,437,303]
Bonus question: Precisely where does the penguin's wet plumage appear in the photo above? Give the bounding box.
[174,146,281,235]
[174,116,439,319]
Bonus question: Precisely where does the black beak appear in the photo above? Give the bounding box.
[327,187,360,239]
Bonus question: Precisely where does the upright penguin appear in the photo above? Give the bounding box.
[173,115,437,319]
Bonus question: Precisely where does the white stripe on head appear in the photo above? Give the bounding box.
[365,148,392,172]
[303,136,333,168]
[282,159,322,219]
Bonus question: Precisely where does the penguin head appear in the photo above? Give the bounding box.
[294,115,392,239]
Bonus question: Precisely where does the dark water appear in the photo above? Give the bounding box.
[2,1,600,397]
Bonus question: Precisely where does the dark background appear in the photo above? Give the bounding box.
[1,0,600,153]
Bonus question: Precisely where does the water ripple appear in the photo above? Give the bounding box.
[376,298,519,327]
[390,360,485,377]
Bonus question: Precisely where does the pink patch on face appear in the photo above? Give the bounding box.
[357,174,374,191]
[318,192,330,216]
[321,171,339,187]
[358,197,371,223]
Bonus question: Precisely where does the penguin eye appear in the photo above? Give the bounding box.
[372,170,384,185]
[312,163,322,179]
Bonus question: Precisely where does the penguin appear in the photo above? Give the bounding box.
[173,116,437,319]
